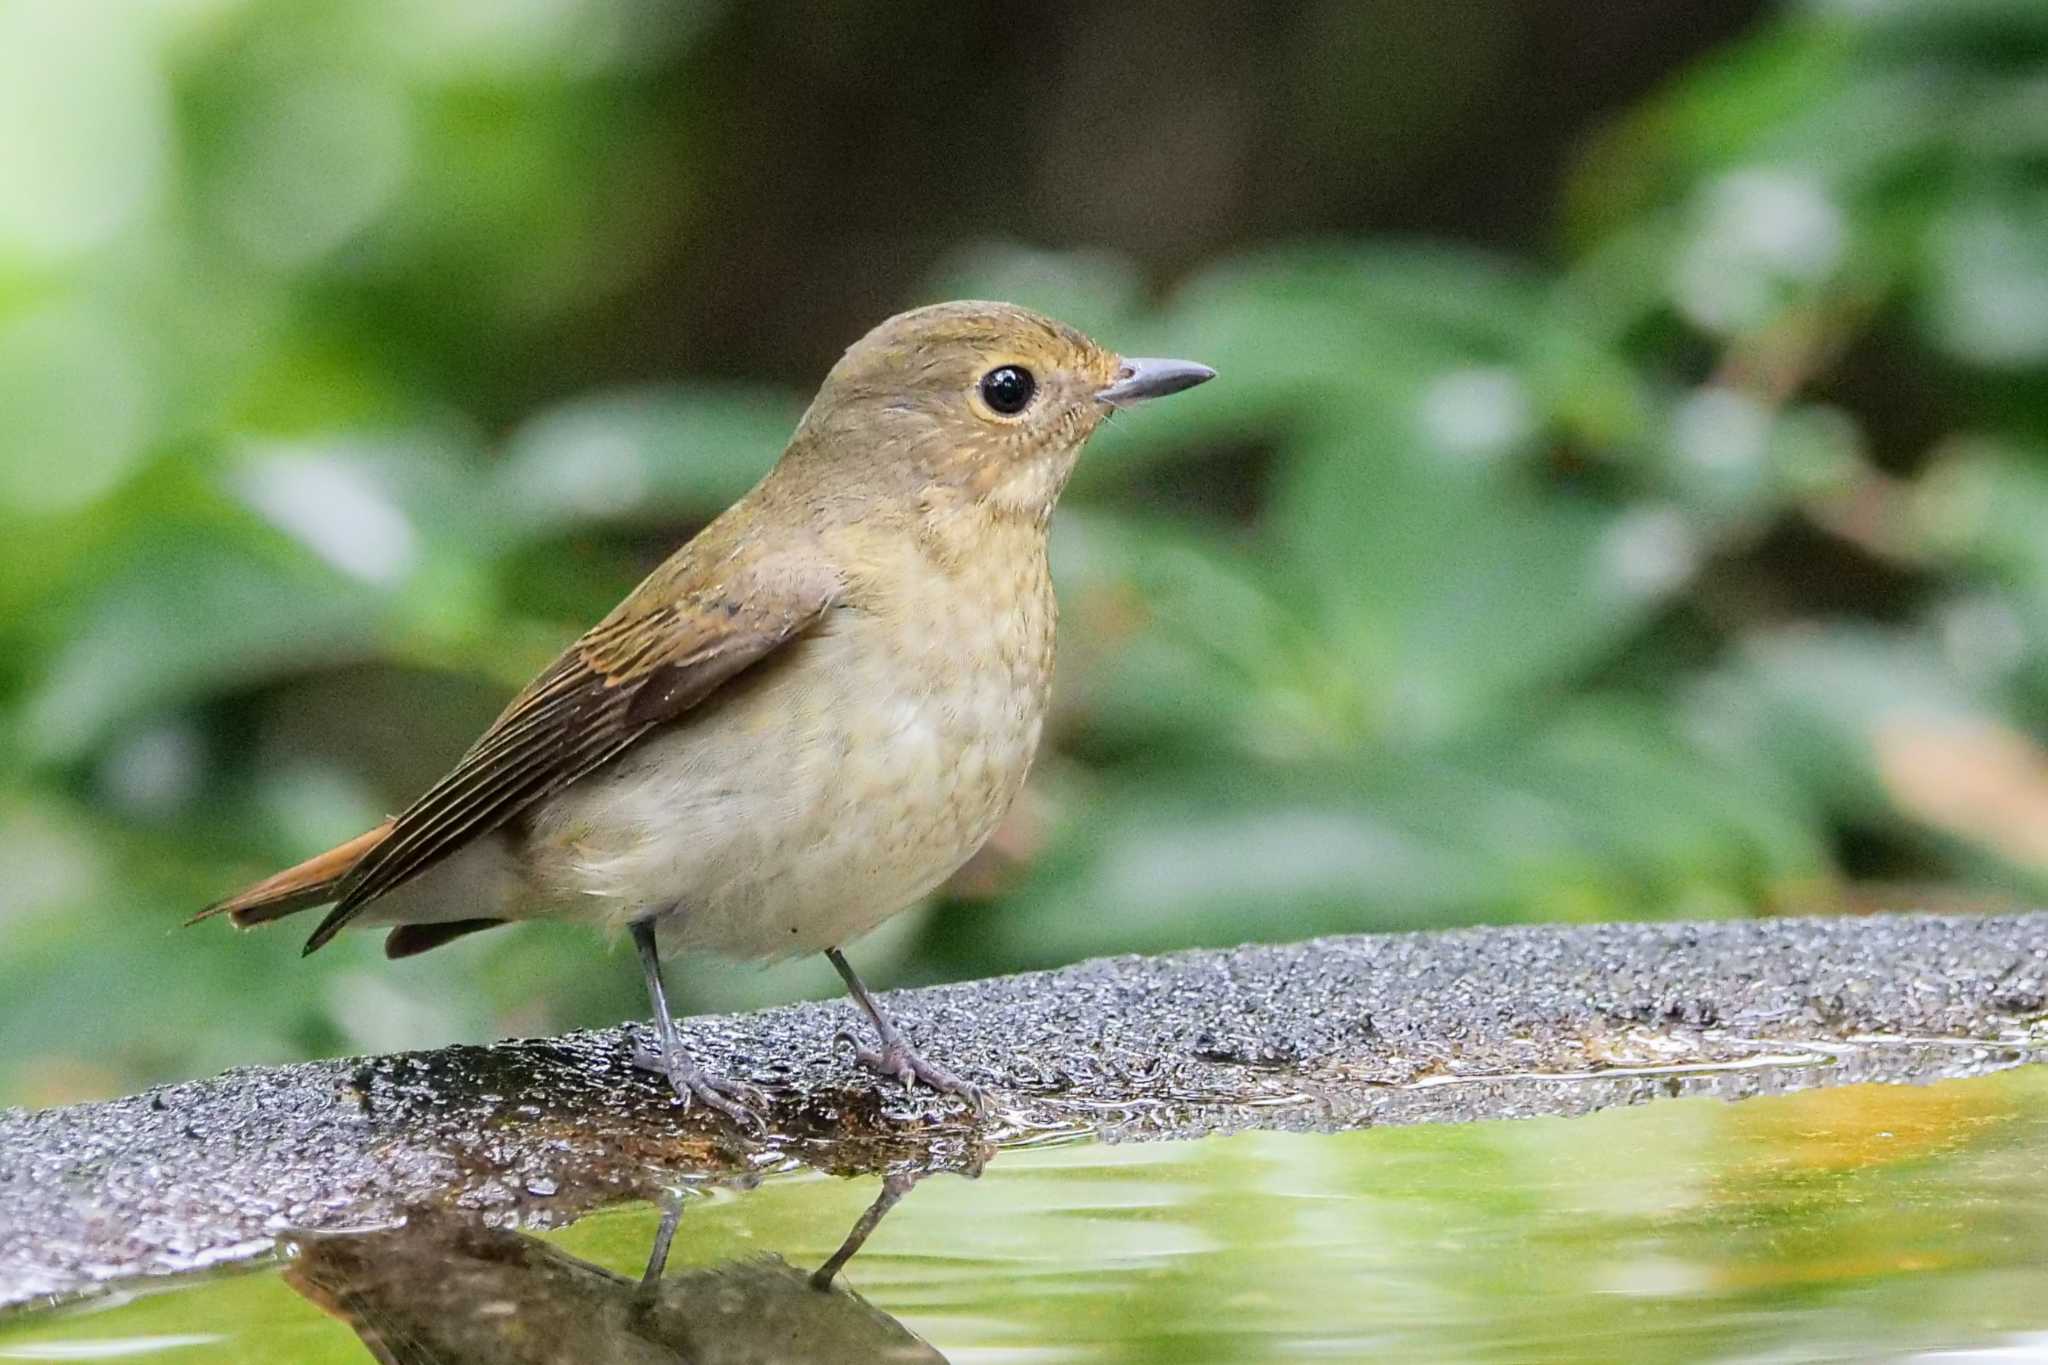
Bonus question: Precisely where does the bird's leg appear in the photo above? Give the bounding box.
[639,1191,684,1291]
[826,947,980,1105]
[810,1169,919,1290]
[629,918,764,1129]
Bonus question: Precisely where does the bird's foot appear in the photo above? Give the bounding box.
[837,1028,983,1110]
[632,1033,767,1133]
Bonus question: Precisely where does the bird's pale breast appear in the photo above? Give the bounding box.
[522,519,1057,959]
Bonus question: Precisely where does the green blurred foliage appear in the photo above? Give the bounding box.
[5,0,2048,1104]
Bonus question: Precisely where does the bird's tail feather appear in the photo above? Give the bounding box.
[187,821,394,928]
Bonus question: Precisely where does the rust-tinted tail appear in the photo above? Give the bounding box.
[189,821,394,928]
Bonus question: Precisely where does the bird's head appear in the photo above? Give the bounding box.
[781,300,1213,522]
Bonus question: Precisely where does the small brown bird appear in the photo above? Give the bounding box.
[197,301,1212,1123]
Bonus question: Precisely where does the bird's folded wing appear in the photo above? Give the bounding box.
[305,561,838,952]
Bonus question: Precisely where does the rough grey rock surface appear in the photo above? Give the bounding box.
[5,912,2048,1312]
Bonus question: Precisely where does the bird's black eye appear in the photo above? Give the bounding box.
[978,365,1036,416]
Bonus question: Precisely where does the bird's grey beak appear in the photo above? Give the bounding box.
[1097,356,1216,407]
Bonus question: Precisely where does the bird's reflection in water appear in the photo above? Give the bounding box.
[280,1173,942,1364]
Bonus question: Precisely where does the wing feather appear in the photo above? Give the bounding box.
[302,571,834,953]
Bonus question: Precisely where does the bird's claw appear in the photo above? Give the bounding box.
[631,1040,768,1134]
[835,1028,985,1111]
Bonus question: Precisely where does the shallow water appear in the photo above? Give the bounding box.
[7,1065,2048,1363]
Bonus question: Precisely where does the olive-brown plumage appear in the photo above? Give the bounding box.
[199,300,1213,1121]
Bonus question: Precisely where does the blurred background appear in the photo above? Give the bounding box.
[5,0,2048,1106]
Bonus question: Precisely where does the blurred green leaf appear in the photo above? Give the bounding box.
[20,535,381,765]
[493,385,804,539]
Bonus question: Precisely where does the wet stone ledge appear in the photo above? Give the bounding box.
[6,911,2048,1310]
